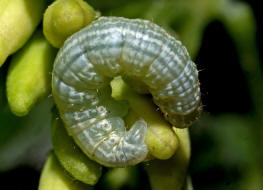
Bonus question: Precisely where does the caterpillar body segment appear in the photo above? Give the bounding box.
[52,17,201,167]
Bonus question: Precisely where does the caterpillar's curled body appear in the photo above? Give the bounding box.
[52,17,202,167]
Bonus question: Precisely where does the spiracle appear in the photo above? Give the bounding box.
[52,16,202,167]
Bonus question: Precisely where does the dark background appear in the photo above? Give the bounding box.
[190,0,263,189]
[0,0,262,189]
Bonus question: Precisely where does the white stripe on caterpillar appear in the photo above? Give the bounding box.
[52,17,202,167]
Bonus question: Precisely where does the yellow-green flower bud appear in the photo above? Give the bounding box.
[43,0,97,48]
[0,0,46,67]
[6,30,56,116]
[145,128,191,190]
[38,152,93,190]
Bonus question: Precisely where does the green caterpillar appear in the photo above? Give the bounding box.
[52,17,201,167]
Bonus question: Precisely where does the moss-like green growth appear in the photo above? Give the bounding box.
[0,0,47,67]
[6,30,56,116]
[43,0,97,48]
[52,113,102,185]
[111,77,179,160]
[38,152,93,190]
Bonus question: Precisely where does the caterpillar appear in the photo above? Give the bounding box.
[52,16,202,167]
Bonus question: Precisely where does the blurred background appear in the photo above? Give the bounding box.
[1,0,263,189]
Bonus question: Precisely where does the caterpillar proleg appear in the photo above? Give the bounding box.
[52,17,201,167]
